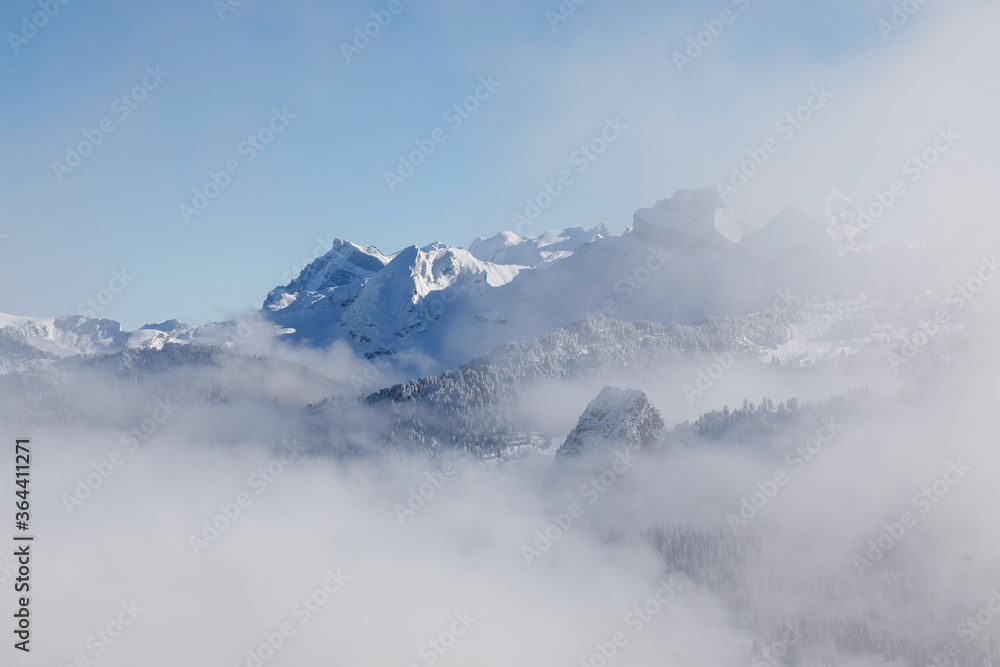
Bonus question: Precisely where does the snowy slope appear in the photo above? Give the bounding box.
[467,224,611,267]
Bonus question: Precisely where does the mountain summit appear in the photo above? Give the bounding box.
[556,386,665,458]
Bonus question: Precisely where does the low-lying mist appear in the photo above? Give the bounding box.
[3,318,999,667]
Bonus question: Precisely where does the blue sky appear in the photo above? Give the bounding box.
[1,0,996,328]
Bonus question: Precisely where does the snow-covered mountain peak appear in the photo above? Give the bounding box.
[283,239,390,295]
[749,190,872,256]
[271,241,519,356]
[408,243,522,298]
[556,386,665,459]
[628,188,756,248]
[467,231,521,262]
[262,239,391,322]
[468,224,611,267]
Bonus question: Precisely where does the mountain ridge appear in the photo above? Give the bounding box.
[0,188,989,377]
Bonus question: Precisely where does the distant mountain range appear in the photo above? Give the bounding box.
[0,188,990,378]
